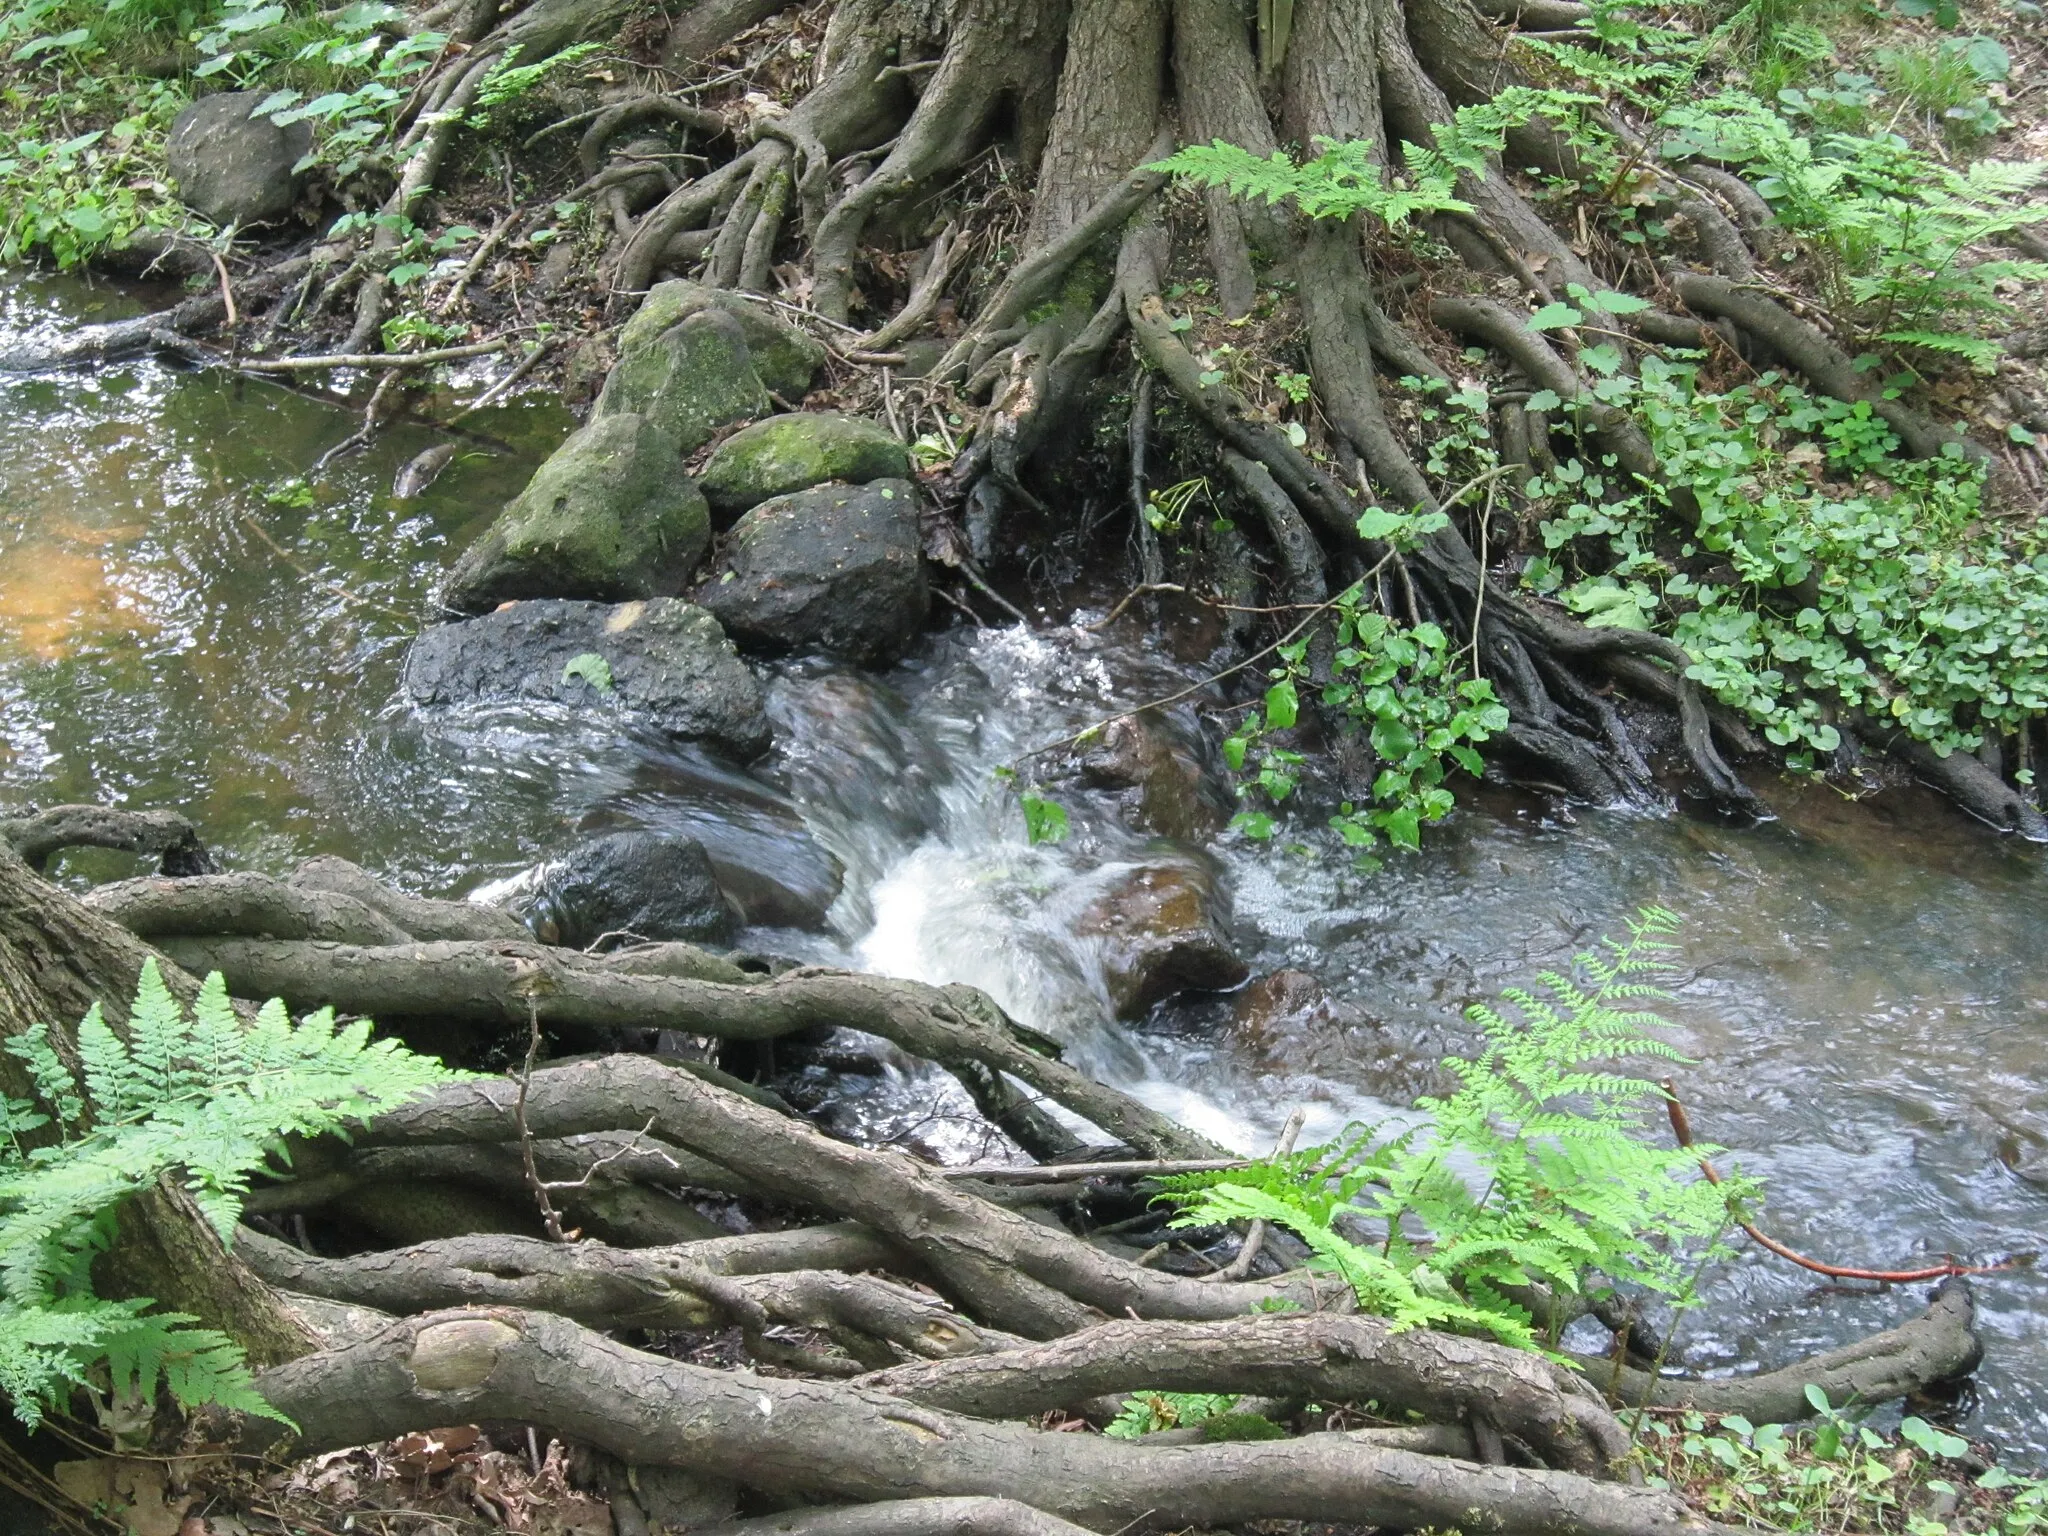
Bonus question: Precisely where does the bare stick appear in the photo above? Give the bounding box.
[1201,1107,1305,1283]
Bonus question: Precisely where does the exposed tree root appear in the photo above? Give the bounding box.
[1571,1280,1984,1423]
[237,1306,1749,1536]
[855,1314,1630,1475]
[140,933,1220,1159]
[0,805,216,877]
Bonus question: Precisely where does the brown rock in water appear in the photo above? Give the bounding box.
[1079,713,1229,841]
[1079,858,1249,1019]
[1233,969,1330,1033]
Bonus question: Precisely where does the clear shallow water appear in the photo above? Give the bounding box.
[3,275,2044,1465]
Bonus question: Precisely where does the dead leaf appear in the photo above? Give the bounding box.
[54,1458,192,1536]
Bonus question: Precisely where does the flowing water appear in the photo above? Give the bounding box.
[3,274,2044,1464]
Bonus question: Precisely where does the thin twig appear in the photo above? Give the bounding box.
[1663,1080,2033,1282]
[235,338,512,372]
[937,1156,1251,1182]
[517,999,571,1242]
[1201,1106,1307,1282]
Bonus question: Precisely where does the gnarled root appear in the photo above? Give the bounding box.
[1571,1279,1984,1423]
[238,1306,1748,1536]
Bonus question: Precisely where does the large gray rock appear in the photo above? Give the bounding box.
[403,597,770,759]
[166,92,312,227]
[695,479,929,667]
[521,831,736,948]
[595,309,771,455]
[441,412,710,613]
[621,280,827,402]
[699,412,913,517]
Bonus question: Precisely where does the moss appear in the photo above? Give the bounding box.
[620,279,828,402]
[698,412,913,514]
[596,308,772,455]
[441,412,711,612]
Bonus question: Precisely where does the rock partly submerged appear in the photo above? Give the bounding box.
[403,597,770,760]
[441,412,710,614]
[697,479,929,667]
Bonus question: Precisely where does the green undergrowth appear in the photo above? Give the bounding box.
[1637,1395,2048,1536]
[0,960,457,1434]
[1156,909,1755,1352]
[1155,0,2048,852]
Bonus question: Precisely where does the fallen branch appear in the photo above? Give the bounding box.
[0,805,215,877]
[232,339,512,373]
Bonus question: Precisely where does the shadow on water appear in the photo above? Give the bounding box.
[2,274,2044,1465]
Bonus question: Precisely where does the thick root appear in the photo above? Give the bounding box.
[238,1305,1748,1536]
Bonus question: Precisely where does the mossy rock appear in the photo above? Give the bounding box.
[699,412,914,516]
[441,412,710,613]
[620,280,827,402]
[595,309,773,455]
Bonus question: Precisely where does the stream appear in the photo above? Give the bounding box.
[3,273,2044,1465]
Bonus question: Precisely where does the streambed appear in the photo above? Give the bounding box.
[3,273,2043,1462]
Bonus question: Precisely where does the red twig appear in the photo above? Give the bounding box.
[1662,1079,2032,1284]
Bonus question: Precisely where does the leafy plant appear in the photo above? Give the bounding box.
[1524,353,2048,766]
[1637,1391,2048,1536]
[1104,1391,1239,1438]
[560,652,613,694]
[1020,790,1069,846]
[1159,910,1754,1352]
[1227,505,1507,855]
[0,960,457,1429]
[464,41,601,130]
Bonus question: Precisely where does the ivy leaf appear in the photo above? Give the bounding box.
[1527,303,1583,331]
[560,652,613,693]
[1020,792,1068,845]
[1264,679,1300,730]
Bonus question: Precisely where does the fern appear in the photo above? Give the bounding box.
[1159,909,1757,1353]
[0,960,459,1428]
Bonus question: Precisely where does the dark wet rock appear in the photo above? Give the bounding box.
[403,597,770,759]
[698,412,913,517]
[605,753,846,930]
[620,279,827,403]
[1079,712,1231,841]
[521,830,736,948]
[441,412,710,613]
[1077,857,1249,1019]
[696,479,929,667]
[166,92,312,227]
[596,309,771,455]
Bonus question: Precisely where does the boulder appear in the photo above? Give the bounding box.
[1079,712,1230,841]
[1077,858,1250,1019]
[403,597,770,759]
[698,412,913,517]
[166,92,312,227]
[521,831,736,948]
[621,280,827,402]
[596,309,772,455]
[696,479,929,666]
[441,412,709,613]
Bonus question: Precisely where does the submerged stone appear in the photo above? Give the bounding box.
[696,478,929,667]
[1077,857,1250,1019]
[521,830,737,947]
[403,597,769,759]
[699,412,913,516]
[440,412,710,613]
